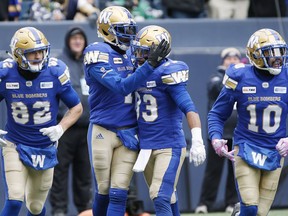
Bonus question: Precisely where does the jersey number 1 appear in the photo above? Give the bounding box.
[247,104,282,134]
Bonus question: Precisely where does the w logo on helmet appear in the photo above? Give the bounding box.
[156,32,170,44]
[247,35,259,49]
[99,11,112,24]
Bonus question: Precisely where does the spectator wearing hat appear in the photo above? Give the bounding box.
[49,27,92,216]
[195,47,241,214]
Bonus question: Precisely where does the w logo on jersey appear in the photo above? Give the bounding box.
[17,144,58,170]
[171,70,188,83]
[239,144,281,171]
[99,11,112,24]
[162,70,188,85]
[251,152,267,167]
[31,155,46,168]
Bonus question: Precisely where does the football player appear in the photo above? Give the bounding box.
[208,28,288,216]
[131,25,206,216]
[0,27,83,216]
[83,6,170,216]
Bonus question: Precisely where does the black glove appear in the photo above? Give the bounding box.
[147,39,171,68]
[88,12,98,29]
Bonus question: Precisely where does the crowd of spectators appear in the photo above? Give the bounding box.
[0,0,100,24]
[0,0,288,23]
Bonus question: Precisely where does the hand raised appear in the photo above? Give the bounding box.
[147,39,171,68]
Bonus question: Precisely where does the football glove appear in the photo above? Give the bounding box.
[190,138,206,166]
[276,137,288,157]
[40,125,64,142]
[147,39,171,68]
[212,139,235,162]
[189,128,206,166]
[0,129,8,147]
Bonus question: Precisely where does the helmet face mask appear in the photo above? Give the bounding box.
[97,6,138,51]
[10,27,50,73]
[24,49,48,72]
[246,28,287,75]
[132,41,150,61]
[132,25,171,65]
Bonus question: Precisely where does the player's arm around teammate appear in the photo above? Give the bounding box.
[83,6,170,216]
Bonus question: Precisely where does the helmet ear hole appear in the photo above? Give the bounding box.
[102,30,109,36]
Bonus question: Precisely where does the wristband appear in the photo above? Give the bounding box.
[191,127,202,140]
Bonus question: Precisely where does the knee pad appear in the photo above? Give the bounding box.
[26,201,44,215]
[1,200,22,216]
[240,204,257,216]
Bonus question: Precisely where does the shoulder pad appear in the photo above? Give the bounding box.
[84,51,109,65]
[83,42,109,65]
[161,60,189,85]
[58,66,70,85]
[0,58,16,78]
[222,63,246,90]
[47,57,59,67]
[48,58,70,85]
[0,58,14,69]
[222,74,238,90]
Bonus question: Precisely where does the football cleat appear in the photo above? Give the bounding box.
[231,202,240,216]
[195,205,208,214]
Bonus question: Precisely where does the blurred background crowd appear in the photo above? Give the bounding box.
[1,0,288,24]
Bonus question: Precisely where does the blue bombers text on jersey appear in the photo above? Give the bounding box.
[208,63,288,149]
[0,58,79,147]
[84,42,137,129]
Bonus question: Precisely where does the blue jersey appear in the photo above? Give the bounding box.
[83,42,137,129]
[136,59,189,149]
[208,63,288,149]
[0,58,78,147]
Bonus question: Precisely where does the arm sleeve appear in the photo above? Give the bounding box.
[59,86,81,108]
[167,85,197,114]
[87,61,154,95]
